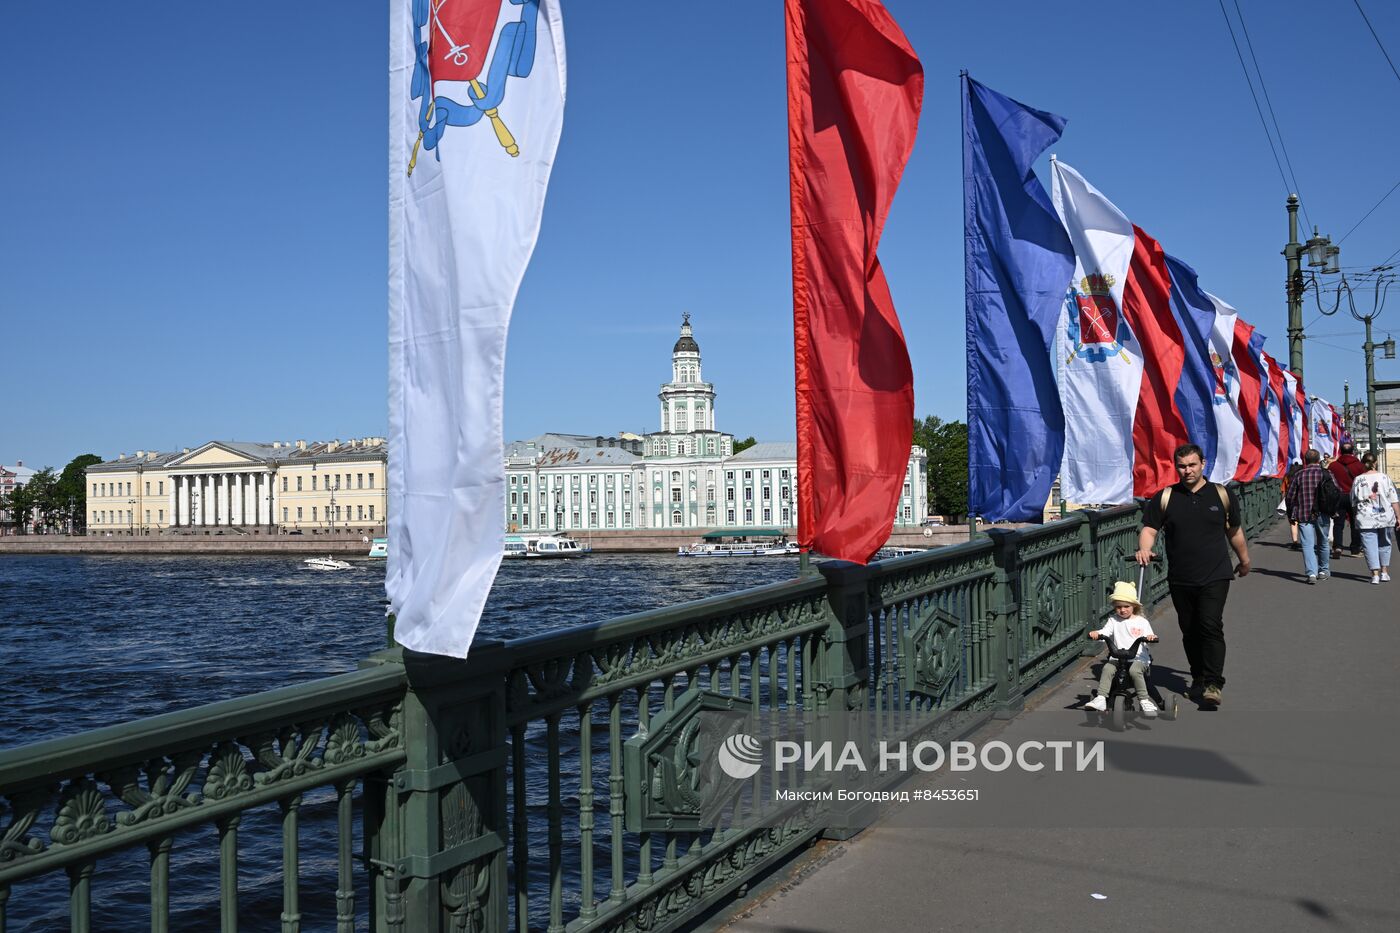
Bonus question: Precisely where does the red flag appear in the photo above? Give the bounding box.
[1231,319,1264,480]
[1121,226,1191,496]
[786,0,922,563]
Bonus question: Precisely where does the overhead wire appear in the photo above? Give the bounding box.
[1232,0,1312,229]
[1352,0,1400,89]
[1216,0,1296,212]
[1336,178,1400,245]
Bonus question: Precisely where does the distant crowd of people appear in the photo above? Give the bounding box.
[1282,443,1400,586]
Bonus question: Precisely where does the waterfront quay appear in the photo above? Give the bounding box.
[5,480,1366,932]
[0,525,986,556]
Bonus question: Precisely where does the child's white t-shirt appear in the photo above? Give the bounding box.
[1099,614,1155,662]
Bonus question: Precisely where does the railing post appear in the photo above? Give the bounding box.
[1076,514,1100,656]
[984,529,1024,717]
[815,560,872,840]
[381,647,510,933]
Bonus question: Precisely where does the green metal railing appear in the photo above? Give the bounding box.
[0,479,1279,932]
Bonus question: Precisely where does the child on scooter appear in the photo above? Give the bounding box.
[1084,581,1160,716]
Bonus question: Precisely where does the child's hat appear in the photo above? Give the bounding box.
[1109,581,1142,609]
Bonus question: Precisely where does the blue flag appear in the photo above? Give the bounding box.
[1163,254,1221,469]
[963,76,1075,521]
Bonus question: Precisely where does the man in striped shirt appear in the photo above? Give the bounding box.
[1285,449,1333,584]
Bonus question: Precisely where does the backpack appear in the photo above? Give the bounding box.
[1317,472,1345,515]
[1159,483,1234,529]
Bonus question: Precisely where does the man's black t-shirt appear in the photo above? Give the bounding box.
[1141,482,1242,586]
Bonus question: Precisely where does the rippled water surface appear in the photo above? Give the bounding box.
[0,552,803,931]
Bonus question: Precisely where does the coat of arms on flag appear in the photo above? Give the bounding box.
[1065,273,1130,364]
[409,0,542,174]
[1209,348,1235,405]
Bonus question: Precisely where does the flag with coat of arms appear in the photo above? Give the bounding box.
[387,0,566,658]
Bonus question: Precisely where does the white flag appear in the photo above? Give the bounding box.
[1310,398,1336,458]
[1051,161,1142,505]
[388,0,566,657]
[1282,368,1302,465]
[1204,292,1244,484]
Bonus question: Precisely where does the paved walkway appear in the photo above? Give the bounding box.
[725,523,1400,932]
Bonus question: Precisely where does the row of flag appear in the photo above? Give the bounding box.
[965,76,1348,521]
[383,0,1346,659]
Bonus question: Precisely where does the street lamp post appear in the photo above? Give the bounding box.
[1312,267,1397,455]
[1283,194,1341,378]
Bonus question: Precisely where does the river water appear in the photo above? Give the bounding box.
[0,552,803,931]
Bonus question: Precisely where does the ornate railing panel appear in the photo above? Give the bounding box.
[0,662,407,933]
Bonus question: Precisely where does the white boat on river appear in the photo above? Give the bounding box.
[677,529,799,558]
[304,556,355,571]
[503,534,592,559]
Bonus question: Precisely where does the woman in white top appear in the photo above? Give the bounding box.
[1351,452,1400,584]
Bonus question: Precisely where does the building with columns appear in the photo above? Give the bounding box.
[504,317,927,533]
[85,438,387,534]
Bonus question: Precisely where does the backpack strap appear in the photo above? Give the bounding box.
[1215,483,1235,529]
[1160,486,1171,514]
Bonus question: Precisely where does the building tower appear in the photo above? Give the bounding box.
[658,312,717,435]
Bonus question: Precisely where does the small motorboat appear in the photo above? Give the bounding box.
[304,556,355,571]
[367,537,388,559]
[503,533,592,559]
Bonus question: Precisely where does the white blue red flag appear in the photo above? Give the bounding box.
[1282,368,1302,465]
[1310,397,1336,458]
[1051,161,1141,505]
[387,0,566,657]
[1205,293,1244,483]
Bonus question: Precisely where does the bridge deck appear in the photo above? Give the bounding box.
[725,523,1400,933]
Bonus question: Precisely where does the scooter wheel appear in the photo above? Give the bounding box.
[1164,697,1179,721]
[1110,694,1126,731]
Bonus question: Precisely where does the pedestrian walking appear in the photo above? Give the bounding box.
[1285,449,1339,584]
[1327,442,1367,559]
[1282,460,1303,549]
[1137,444,1250,708]
[1351,452,1400,585]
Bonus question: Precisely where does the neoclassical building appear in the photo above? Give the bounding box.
[85,438,387,534]
[504,317,927,533]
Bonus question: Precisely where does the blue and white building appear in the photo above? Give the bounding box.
[504,316,926,532]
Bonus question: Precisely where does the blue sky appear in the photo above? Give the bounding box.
[4,1,1399,472]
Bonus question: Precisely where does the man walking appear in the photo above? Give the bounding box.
[1136,445,1251,707]
[1327,442,1366,559]
[1287,450,1335,584]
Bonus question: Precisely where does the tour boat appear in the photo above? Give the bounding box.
[503,534,592,559]
[304,556,355,571]
[368,537,388,559]
[677,529,799,558]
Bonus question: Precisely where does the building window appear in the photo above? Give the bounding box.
[573,511,581,526]
[296,477,302,492]
[744,509,753,523]
[671,489,681,503]
[358,473,364,489]
[312,475,317,491]
[145,482,150,495]
[368,475,375,489]
[589,511,598,526]
[782,508,790,524]
[726,488,734,502]
[607,511,615,527]
[762,470,770,481]
[763,508,771,523]
[903,482,911,497]
[369,505,375,520]
[91,483,96,496]
[672,510,682,525]
[706,488,715,502]
[671,471,681,483]
[145,510,151,524]
[296,507,303,521]
[763,487,771,500]
[358,505,364,520]
[522,491,530,506]
[727,509,735,523]
[283,508,289,522]
[283,477,288,492]
[312,507,318,521]
[159,510,164,522]
[511,493,518,505]
[744,471,752,481]
[522,514,530,527]
[744,488,753,501]
[158,481,164,495]
[781,470,790,480]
